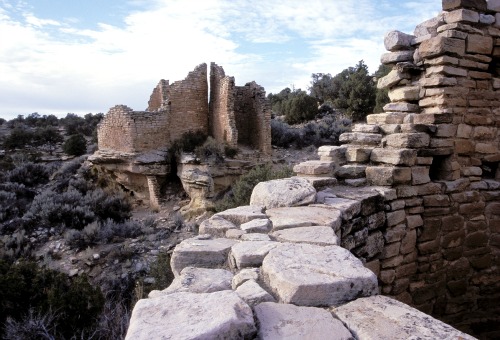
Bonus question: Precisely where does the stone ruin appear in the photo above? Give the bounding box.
[125,1,500,339]
[90,63,271,210]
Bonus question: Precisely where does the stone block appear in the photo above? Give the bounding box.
[255,302,352,340]
[229,241,278,269]
[240,219,272,233]
[370,148,417,166]
[199,216,238,237]
[293,160,335,176]
[266,206,342,231]
[383,102,420,112]
[235,280,275,307]
[442,0,487,11]
[345,147,372,163]
[386,210,406,227]
[339,132,383,146]
[125,291,256,340]
[270,226,339,246]
[250,177,316,209]
[262,243,378,306]
[384,30,415,51]
[366,166,411,186]
[386,133,430,148]
[445,9,480,24]
[412,166,431,185]
[367,112,408,124]
[423,194,451,207]
[381,51,415,64]
[377,70,411,89]
[419,36,465,58]
[488,0,500,11]
[232,268,260,289]
[215,205,267,225]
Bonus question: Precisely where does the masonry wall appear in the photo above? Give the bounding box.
[209,63,238,147]
[332,1,500,337]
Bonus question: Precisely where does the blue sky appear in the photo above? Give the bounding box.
[0,0,441,119]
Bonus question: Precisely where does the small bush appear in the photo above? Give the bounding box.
[63,134,87,156]
[148,252,175,292]
[195,137,224,163]
[4,309,58,340]
[224,145,238,158]
[84,188,132,223]
[215,164,293,211]
[169,130,207,156]
[6,162,50,187]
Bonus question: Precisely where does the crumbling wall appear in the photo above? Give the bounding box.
[147,79,169,112]
[234,82,272,155]
[209,63,238,147]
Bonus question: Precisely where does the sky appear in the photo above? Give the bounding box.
[0,0,442,120]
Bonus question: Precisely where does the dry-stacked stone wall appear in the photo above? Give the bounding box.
[327,0,500,336]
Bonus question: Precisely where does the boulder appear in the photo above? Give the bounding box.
[266,206,342,231]
[229,241,279,269]
[214,205,267,225]
[250,177,316,209]
[235,280,275,307]
[170,236,237,276]
[261,243,378,306]
[255,302,354,340]
[384,30,415,51]
[332,295,475,340]
[232,268,260,289]
[198,215,237,237]
[126,291,256,340]
[149,267,232,297]
[271,226,339,246]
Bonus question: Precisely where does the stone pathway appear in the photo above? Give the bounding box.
[126,177,475,340]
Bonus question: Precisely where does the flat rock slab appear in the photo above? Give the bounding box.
[215,205,267,225]
[240,233,271,241]
[293,160,335,175]
[149,267,233,297]
[254,302,353,340]
[240,218,272,233]
[332,295,476,340]
[314,192,362,221]
[232,268,260,289]
[235,279,275,307]
[170,237,237,276]
[271,226,339,246]
[261,243,378,306]
[250,177,316,209]
[198,215,237,237]
[126,291,256,340]
[266,206,342,231]
[230,241,279,269]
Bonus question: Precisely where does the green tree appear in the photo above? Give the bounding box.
[331,60,376,121]
[273,89,317,125]
[63,134,87,156]
[309,73,337,104]
[33,126,64,154]
[373,64,391,113]
[3,128,34,150]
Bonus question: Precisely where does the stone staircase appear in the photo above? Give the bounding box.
[125,177,474,339]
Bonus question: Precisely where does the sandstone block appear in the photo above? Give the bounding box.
[232,268,260,289]
[366,166,411,186]
[235,280,275,307]
[262,243,378,306]
[377,70,411,89]
[412,166,431,185]
[388,86,420,102]
[339,132,383,146]
[467,35,493,55]
[170,236,237,276]
[488,0,500,11]
[293,160,335,176]
[250,177,316,209]
[383,102,420,112]
[240,233,271,241]
[445,9,480,24]
[386,133,430,148]
[270,226,339,246]
[381,51,414,64]
[419,36,465,58]
[353,124,380,133]
[240,218,272,233]
[150,267,232,297]
[125,291,256,340]
[443,0,487,11]
[345,147,372,163]
[266,206,342,231]
[479,13,496,24]
[384,30,415,51]
[317,145,347,163]
[370,148,417,166]
[215,205,267,225]
[229,241,278,269]
[317,196,361,221]
[336,165,367,179]
[199,216,237,237]
[255,302,353,340]
[414,14,445,37]
[333,295,475,340]
[366,112,407,124]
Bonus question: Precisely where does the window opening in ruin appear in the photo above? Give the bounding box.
[429,155,452,181]
[481,161,499,179]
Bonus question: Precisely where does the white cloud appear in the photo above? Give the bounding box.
[0,0,442,119]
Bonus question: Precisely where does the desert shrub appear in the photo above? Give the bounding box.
[169,130,207,156]
[4,309,58,340]
[195,137,225,163]
[271,119,300,147]
[3,128,34,150]
[84,188,131,223]
[97,219,142,243]
[224,145,238,158]
[63,134,87,156]
[6,162,50,187]
[0,260,104,339]
[1,229,32,261]
[215,164,293,211]
[0,118,5,125]
[0,183,35,224]
[147,252,175,292]
[52,156,86,180]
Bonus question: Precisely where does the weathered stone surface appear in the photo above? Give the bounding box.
[266,206,342,231]
[386,133,430,148]
[367,112,407,124]
[240,233,271,241]
[316,195,361,221]
[262,243,378,306]
[345,147,372,163]
[126,291,256,340]
[336,164,367,179]
[215,205,267,225]
[419,36,465,58]
[293,160,335,176]
[271,226,339,246]
[388,85,420,102]
[149,267,232,297]
[240,218,272,233]
[170,236,237,276]
[383,102,420,112]
[488,0,500,11]
[317,145,347,163]
[467,35,493,55]
[250,177,316,209]
[229,241,278,269]
[332,295,475,340]
[445,9,480,24]
[339,132,383,146]
[235,280,275,307]
[381,51,414,64]
[366,166,411,186]
[377,70,411,89]
[255,302,353,340]
[198,215,237,237]
[370,148,417,166]
[414,14,445,37]
[232,268,260,289]
[384,30,415,51]
[443,0,487,11]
